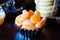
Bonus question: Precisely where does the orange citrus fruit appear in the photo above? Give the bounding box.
[22,20,35,30]
[31,11,41,23]
[22,10,28,14]
[22,10,34,19]
[35,17,46,28]
[29,10,34,17]
[22,10,30,20]
[15,14,23,26]
[15,10,30,26]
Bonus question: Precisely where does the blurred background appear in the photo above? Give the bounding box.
[0,0,60,16]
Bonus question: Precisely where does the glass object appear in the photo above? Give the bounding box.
[35,0,58,17]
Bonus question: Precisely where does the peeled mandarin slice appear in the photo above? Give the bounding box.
[15,10,30,26]
[31,11,41,23]
[22,10,34,19]
[22,10,27,14]
[22,25,35,30]
[15,14,23,26]
[35,17,46,28]
[22,20,35,30]
[22,20,33,26]
[26,25,35,31]
[22,10,30,20]
[23,12,30,20]
[29,10,34,17]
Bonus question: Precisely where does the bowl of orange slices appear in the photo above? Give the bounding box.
[14,10,46,40]
[15,10,46,30]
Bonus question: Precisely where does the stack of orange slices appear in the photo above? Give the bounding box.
[15,10,46,30]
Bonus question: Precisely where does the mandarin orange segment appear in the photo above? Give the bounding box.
[15,10,30,26]
[15,14,23,26]
[22,10,34,20]
[22,20,34,26]
[26,25,35,31]
[35,17,46,28]
[22,20,31,25]
[22,25,35,30]
[29,10,34,17]
[22,10,28,14]
[22,10,30,20]
[23,13,30,20]
[31,11,41,23]
[22,20,35,30]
